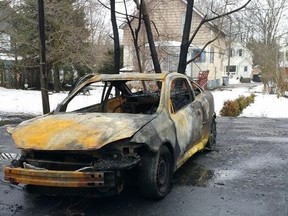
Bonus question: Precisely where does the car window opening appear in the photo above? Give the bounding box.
[170,78,193,113]
[65,80,162,114]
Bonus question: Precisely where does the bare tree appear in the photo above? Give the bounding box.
[85,0,112,71]
[119,0,252,78]
[242,0,288,95]
[140,0,161,73]
[110,0,121,74]
[177,0,252,74]
[124,0,143,73]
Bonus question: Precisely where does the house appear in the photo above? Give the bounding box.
[120,0,226,89]
[223,42,253,82]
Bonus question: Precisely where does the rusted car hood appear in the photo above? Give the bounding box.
[9,113,156,150]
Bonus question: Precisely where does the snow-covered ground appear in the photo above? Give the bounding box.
[0,87,67,115]
[213,83,288,118]
[0,83,288,118]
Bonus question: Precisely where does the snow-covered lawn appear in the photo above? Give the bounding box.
[0,83,288,118]
[212,83,288,118]
[0,87,67,115]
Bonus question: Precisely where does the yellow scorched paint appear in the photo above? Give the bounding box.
[13,119,75,148]
[176,135,209,169]
[12,118,109,150]
[11,114,138,150]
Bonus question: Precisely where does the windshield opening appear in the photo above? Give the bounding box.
[61,79,162,114]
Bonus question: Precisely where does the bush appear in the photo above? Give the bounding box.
[235,96,247,112]
[220,94,256,117]
[220,100,240,117]
[246,93,256,104]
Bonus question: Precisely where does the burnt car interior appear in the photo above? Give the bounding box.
[170,78,195,113]
[61,77,204,115]
[62,80,161,114]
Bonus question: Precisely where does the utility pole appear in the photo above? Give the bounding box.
[38,0,50,114]
[227,15,232,77]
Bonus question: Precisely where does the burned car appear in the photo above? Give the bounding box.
[4,72,216,199]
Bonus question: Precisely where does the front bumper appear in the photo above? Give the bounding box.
[4,166,118,188]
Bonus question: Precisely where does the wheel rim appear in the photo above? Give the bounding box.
[209,121,216,147]
[157,156,169,192]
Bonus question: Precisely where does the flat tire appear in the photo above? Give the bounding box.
[138,145,173,199]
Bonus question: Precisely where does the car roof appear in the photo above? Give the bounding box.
[88,72,169,82]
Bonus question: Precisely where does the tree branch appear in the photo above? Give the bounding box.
[98,0,139,20]
[189,0,252,45]
[186,36,218,65]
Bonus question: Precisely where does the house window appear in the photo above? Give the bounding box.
[210,47,214,63]
[192,49,206,63]
[244,66,248,72]
[229,48,235,57]
[238,49,243,57]
[226,65,236,73]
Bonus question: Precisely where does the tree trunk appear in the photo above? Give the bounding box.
[141,1,161,73]
[177,0,194,74]
[111,0,120,74]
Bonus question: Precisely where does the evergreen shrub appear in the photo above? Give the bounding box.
[220,94,256,117]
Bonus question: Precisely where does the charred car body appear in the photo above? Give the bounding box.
[4,72,216,199]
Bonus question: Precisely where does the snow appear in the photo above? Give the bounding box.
[0,83,288,118]
[0,88,67,115]
[213,83,288,118]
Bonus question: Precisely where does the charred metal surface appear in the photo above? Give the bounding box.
[12,151,140,171]
[92,155,140,171]
[131,111,176,152]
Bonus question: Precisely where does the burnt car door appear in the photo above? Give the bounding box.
[169,77,204,162]
[190,80,212,128]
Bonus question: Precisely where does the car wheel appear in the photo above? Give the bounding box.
[139,145,173,199]
[207,117,217,149]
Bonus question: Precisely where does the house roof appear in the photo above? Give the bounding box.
[120,0,226,36]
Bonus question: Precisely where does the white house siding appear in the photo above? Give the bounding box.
[223,42,253,80]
